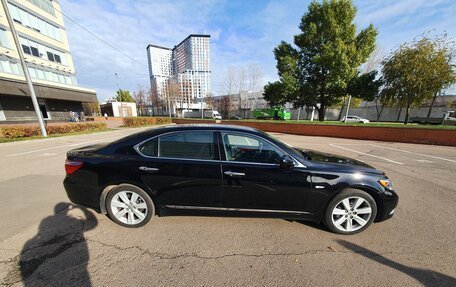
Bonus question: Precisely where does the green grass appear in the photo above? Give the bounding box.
[176,118,456,130]
[0,128,113,143]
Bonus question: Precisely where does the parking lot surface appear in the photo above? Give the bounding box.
[1,127,455,286]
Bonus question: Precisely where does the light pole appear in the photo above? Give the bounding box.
[344,95,352,123]
[1,0,47,136]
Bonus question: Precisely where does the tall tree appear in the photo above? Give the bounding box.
[115,89,134,102]
[382,35,456,124]
[263,81,288,107]
[271,0,377,121]
[223,66,237,116]
[247,63,263,92]
[133,87,146,116]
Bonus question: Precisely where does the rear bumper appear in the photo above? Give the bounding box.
[63,176,101,212]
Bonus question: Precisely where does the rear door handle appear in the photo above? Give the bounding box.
[224,171,245,177]
[139,166,159,172]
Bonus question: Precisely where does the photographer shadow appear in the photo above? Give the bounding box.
[18,202,98,287]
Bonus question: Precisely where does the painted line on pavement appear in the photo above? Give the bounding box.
[371,144,456,164]
[6,137,120,157]
[329,144,403,165]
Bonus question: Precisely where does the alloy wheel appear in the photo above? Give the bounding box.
[331,196,372,232]
[110,191,148,225]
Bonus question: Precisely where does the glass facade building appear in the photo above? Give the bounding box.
[0,0,97,121]
[147,34,211,104]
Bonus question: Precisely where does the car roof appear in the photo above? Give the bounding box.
[149,124,258,133]
[104,124,261,151]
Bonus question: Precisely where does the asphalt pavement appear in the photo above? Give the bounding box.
[0,126,455,286]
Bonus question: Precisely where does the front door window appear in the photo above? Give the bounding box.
[222,133,284,164]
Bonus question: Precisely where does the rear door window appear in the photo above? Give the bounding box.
[159,131,216,160]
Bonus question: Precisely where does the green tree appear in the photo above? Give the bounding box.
[115,89,134,102]
[347,70,383,102]
[269,0,377,121]
[382,35,456,124]
[263,81,288,107]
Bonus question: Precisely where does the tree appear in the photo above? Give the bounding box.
[147,87,160,115]
[165,80,181,117]
[115,89,134,102]
[263,81,288,107]
[82,102,100,116]
[271,0,377,121]
[223,66,237,116]
[247,63,263,92]
[382,35,456,124]
[347,70,383,102]
[219,96,231,119]
[425,34,456,118]
[205,92,215,110]
[133,87,146,116]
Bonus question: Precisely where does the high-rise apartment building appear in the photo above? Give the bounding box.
[147,34,210,104]
[0,0,96,121]
[146,44,172,99]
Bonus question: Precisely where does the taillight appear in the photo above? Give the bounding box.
[65,160,84,175]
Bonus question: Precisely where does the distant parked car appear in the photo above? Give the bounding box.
[341,116,370,124]
[230,115,242,120]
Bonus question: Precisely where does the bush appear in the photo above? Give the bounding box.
[122,117,172,127]
[0,122,107,139]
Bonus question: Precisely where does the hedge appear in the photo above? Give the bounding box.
[123,117,172,127]
[0,122,107,139]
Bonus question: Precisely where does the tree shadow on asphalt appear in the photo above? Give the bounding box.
[7,202,98,286]
[337,240,456,287]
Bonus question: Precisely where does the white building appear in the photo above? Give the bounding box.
[0,0,97,121]
[100,102,137,117]
[146,34,211,105]
[146,44,171,98]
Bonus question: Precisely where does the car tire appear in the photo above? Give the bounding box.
[323,189,377,235]
[106,184,155,228]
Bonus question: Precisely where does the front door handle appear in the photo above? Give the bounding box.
[224,171,245,177]
[139,166,159,172]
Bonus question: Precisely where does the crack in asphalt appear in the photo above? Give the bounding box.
[87,238,403,261]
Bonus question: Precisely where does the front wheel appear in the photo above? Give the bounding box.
[323,189,377,235]
[106,184,155,228]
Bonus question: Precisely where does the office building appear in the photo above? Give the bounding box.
[0,0,97,122]
[146,34,210,105]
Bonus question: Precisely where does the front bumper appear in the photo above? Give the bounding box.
[376,189,399,222]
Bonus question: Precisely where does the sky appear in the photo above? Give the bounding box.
[58,0,456,102]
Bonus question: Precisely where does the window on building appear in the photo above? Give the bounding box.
[31,47,39,57]
[8,3,60,41]
[0,29,10,48]
[22,45,31,55]
[47,52,54,62]
[27,0,55,16]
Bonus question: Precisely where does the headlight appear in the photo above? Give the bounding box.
[378,179,392,189]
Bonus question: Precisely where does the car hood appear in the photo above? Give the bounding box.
[296,148,377,170]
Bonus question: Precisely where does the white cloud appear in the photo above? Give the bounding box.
[60,0,455,100]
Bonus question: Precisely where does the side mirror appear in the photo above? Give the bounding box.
[279,155,294,169]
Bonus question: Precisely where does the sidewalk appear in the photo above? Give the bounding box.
[0,118,124,129]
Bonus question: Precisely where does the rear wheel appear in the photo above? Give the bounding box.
[106,184,155,228]
[324,189,377,235]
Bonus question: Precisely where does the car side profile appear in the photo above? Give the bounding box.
[63,124,398,235]
[341,115,370,124]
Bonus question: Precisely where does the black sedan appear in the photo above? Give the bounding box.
[64,124,398,235]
